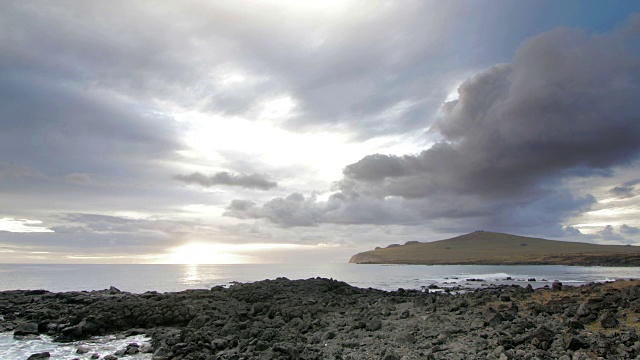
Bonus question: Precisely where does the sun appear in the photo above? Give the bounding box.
[165,243,252,265]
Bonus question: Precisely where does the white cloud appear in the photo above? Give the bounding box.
[0,218,53,233]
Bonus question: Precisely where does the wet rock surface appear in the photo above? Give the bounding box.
[2,278,640,359]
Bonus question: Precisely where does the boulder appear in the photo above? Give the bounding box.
[14,322,39,336]
[152,347,171,360]
[600,310,619,328]
[27,352,50,359]
[552,282,563,291]
[563,334,588,350]
[76,345,91,354]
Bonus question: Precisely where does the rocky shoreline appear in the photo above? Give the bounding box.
[2,278,640,359]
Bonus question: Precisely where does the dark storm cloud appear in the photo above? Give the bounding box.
[0,74,182,177]
[227,17,640,236]
[224,193,415,227]
[175,172,277,190]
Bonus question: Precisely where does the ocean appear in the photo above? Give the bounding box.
[2,263,640,359]
[2,263,640,293]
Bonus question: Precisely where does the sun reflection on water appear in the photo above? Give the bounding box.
[182,264,202,285]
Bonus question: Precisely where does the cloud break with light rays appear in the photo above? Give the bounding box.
[1,1,640,264]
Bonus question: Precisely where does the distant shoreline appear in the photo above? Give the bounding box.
[350,231,640,266]
[352,253,640,267]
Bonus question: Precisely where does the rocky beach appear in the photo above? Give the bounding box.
[2,278,640,360]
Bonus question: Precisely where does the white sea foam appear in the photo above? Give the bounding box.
[0,333,151,359]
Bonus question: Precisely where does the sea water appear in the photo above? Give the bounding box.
[0,333,151,360]
[2,263,640,359]
[1,263,639,293]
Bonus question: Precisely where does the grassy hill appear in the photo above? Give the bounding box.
[349,231,640,266]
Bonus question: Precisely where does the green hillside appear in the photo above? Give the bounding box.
[349,231,640,266]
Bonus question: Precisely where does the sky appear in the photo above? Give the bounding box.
[1,0,640,264]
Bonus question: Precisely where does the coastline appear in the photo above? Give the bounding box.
[349,232,640,267]
[2,278,640,359]
[349,253,640,267]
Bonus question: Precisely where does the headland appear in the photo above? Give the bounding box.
[350,231,640,266]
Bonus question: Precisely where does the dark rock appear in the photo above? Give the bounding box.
[564,334,588,350]
[552,282,563,291]
[515,326,555,346]
[27,353,50,359]
[14,322,39,336]
[396,332,416,343]
[566,319,584,330]
[4,276,640,360]
[187,315,209,329]
[59,318,98,341]
[152,347,171,359]
[366,318,382,331]
[600,310,619,328]
[125,345,140,355]
[125,328,146,336]
[322,330,336,340]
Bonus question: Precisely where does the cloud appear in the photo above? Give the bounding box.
[223,192,420,228]
[175,171,277,190]
[0,74,183,178]
[226,16,640,236]
[2,2,640,260]
[0,1,527,139]
[597,225,625,241]
[64,173,93,186]
[0,213,203,258]
[0,162,42,180]
[591,224,640,243]
[609,179,640,199]
[0,218,53,233]
[563,225,583,237]
[621,224,640,235]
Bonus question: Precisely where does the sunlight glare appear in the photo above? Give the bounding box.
[260,96,296,121]
[164,243,308,264]
[254,0,351,15]
[177,110,424,184]
[0,218,53,233]
[167,243,252,264]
